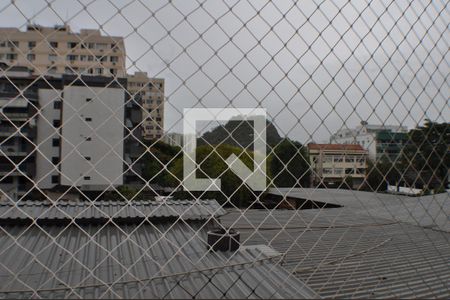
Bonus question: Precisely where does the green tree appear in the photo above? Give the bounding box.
[365,157,401,192]
[401,120,449,191]
[167,144,266,207]
[269,138,310,188]
[141,141,181,186]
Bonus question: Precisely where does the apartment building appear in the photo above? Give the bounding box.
[330,121,408,161]
[0,65,38,198]
[36,76,128,191]
[127,72,164,140]
[0,24,165,140]
[308,143,368,189]
[0,25,166,196]
[0,67,140,197]
[0,24,126,77]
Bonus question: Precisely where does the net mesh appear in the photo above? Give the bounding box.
[0,0,448,298]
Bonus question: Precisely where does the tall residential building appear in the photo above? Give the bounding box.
[330,121,408,161]
[127,72,164,140]
[0,25,165,140]
[36,76,127,191]
[0,67,142,196]
[0,24,166,196]
[308,143,368,189]
[0,24,126,77]
[0,65,38,198]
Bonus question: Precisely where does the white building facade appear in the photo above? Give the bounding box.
[330,122,408,161]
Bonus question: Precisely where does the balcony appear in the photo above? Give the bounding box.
[0,146,28,156]
[0,112,30,121]
[0,163,33,176]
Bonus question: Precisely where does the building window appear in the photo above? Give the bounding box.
[48,54,57,62]
[323,168,333,174]
[0,41,18,47]
[334,156,343,162]
[52,157,59,164]
[28,41,36,49]
[95,55,107,62]
[51,175,59,184]
[345,168,354,175]
[110,68,116,75]
[83,176,91,180]
[96,43,108,50]
[52,138,60,147]
[345,156,354,163]
[27,54,35,61]
[49,41,58,48]
[110,56,118,62]
[66,55,78,61]
[6,41,19,47]
[87,55,94,61]
[85,117,92,122]
[334,168,344,174]
[6,53,17,60]
[67,42,77,48]
[53,120,61,128]
[53,101,62,109]
[80,55,87,61]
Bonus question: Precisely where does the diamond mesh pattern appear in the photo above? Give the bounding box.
[0,0,448,298]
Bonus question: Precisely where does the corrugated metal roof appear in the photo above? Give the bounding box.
[269,188,450,232]
[0,199,226,223]
[221,208,450,299]
[0,221,317,299]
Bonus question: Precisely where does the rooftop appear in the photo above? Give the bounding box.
[0,199,317,299]
[0,199,226,224]
[217,188,450,298]
[308,143,366,152]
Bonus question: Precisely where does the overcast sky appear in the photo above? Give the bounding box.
[0,0,448,143]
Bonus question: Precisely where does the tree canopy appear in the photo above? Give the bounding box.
[269,138,310,188]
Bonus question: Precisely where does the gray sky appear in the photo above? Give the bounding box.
[1,0,448,143]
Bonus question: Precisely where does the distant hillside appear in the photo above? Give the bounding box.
[197,116,283,149]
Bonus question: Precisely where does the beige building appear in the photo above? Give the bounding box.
[0,24,165,139]
[308,143,368,189]
[0,24,126,77]
[127,72,164,140]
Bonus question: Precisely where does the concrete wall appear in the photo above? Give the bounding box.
[60,85,124,188]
